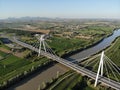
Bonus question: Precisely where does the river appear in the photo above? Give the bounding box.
[6,29,120,90]
[66,29,120,62]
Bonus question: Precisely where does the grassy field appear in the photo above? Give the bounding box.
[0,50,7,57]
[47,37,93,56]
[20,36,94,56]
[52,73,80,90]
[41,71,96,90]
[0,26,114,57]
[105,37,120,66]
[44,26,113,56]
[0,45,50,85]
[0,27,118,89]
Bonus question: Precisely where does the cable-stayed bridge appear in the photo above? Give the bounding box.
[2,35,120,90]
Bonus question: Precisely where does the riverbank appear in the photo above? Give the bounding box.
[6,63,69,90]
[80,36,120,64]
[62,37,103,58]
[1,28,119,89]
[65,29,120,61]
[62,29,116,58]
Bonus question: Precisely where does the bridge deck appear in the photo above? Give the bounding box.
[4,36,120,90]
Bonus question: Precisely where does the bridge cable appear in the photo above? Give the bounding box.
[104,57,111,83]
[104,55,120,82]
[105,55,120,71]
[104,55,119,82]
[104,55,120,77]
[83,56,100,68]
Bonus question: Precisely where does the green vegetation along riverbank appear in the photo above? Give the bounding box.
[0,25,119,90]
[105,37,120,66]
[38,70,110,90]
[0,26,115,57]
[0,42,52,90]
[80,36,120,87]
[38,37,120,90]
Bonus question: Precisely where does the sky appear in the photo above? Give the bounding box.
[0,0,120,19]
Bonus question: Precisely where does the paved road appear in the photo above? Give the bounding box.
[4,36,120,90]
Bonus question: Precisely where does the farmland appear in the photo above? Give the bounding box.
[0,41,52,89]
[39,36,120,90]
[0,19,120,90]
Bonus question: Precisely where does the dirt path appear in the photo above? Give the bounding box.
[0,48,11,53]
[0,48,26,58]
[6,63,69,90]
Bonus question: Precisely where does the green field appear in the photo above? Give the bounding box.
[47,37,93,56]
[105,37,120,66]
[23,26,114,56]
[40,71,97,90]
[0,26,114,57]
[19,36,94,56]
[45,26,113,56]
[0,50,50,85]
[0,27,119,89]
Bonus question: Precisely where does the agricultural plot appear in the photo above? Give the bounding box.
[0,49,50,86]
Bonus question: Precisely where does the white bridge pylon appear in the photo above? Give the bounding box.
[34,34,120,87]
[35,34,56,57]
[35,34,47,56]
[94,51,104,87]
[94,51,120,87]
